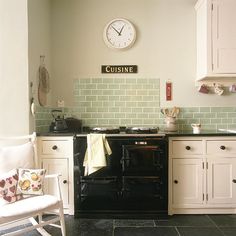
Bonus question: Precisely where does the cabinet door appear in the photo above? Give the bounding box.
[207,158,236,204]
[43,158,69,207]
[172,159,204,207]
[212,0,236,73]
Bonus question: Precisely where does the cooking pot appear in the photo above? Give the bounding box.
[50,109,68,132]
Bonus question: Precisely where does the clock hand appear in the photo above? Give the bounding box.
[112,26,121,35]
[119,24,125,35]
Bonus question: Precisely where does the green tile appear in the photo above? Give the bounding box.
[103,78,114,84]
[115,113,126,118]
[126,90,136,96]
[85,84,96,89]
[143,108,155,113]
[228,113,236,118]
[103,90,114,95]
[98,119,109,125]
[91,90,103,95]
[137,90,148,96]
[113,78,125,84]
[86,96,97,101]
[109,119,119,125]
[125,78,137,84]
[92,78,102,83]
[81,90,91,95]
[222,107,236,112]
[98,96,109,101]
[79,78,91,83]
[126,102,137,107]
[211,107,223,112]
[204,113,216,118]
[211,118,221,124]
[98,107,109,112]
[132,108,143,113]
[132,119,144,125]
[194,113,205,118]
[109,107,120,112]
[103,113,115,119]
[120,119,132,125]
[120,107,132,113]
[81,113,92,119]
[97,84,108,89]
[217,113,228,118]
[221,119,233,124]
[115,101,125,107]
[91,113,103,118]
[109,96,120,101]
[182,113,193,119]
[109,84,120,90]
[126,113,137,118]
[200,118,211,124]
[114,90,126,96]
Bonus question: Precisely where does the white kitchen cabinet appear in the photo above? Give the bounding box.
[172,158,204,207]
[37,136,74,215]
[169,136,236,215]
[195,0,236,80]
[207,158,236,204]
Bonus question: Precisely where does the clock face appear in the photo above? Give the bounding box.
[103,18,136,50]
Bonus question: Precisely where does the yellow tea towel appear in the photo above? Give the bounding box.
[83,134,112,176]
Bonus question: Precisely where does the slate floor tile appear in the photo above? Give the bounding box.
[219,227,236,236]
[177,227,224,236]
[74,218,113,236]
[114,219,154,227]
[208,215,236,227]
[114,226,179,236]
[155,214,215,227]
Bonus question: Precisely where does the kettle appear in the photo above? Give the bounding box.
[50,109,68,132]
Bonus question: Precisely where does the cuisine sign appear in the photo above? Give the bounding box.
[101,65,138,73]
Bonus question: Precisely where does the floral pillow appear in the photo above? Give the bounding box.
[18,168,46,195]
[0,169,18,206]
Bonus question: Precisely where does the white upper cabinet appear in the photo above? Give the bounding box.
[195,0,236,80]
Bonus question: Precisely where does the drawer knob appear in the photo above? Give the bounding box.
[185,146,191,150]
[63,180,67,184]
[233,179,236,183]
[52,145,58,150]
[174,180,178,184]
[220,145,226,150]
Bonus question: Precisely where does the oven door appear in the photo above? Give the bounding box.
[121,176,167,212]
[121,144,163,175]
[78,176,120,211]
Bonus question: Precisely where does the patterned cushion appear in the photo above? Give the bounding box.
[18,169,46,195]
[0,169,18,206]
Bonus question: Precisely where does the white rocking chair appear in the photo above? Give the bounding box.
[0,133,66,236]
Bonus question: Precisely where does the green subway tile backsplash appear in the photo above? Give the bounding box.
[35,78,236,133]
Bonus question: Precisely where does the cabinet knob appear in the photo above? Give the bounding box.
[185,146,191,150]
[63,180,67,184]
[174,180,178,184]
[220,145,226,150]
[52,145,58,150]
[232,179,236,183]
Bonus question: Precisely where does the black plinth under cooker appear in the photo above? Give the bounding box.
[74,134,168,218]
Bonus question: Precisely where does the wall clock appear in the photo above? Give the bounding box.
[103,18,136,50]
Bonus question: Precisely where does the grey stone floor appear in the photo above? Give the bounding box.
[1,214,236,236]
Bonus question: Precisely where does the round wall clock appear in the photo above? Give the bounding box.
[103,18,136,50]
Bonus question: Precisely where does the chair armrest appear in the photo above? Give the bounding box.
[45,174,62,179]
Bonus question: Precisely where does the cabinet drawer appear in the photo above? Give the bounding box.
[172,140,203,156]
[206,140,236,155]
[41,140,71,156]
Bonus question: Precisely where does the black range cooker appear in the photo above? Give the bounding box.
[73,127,168,218]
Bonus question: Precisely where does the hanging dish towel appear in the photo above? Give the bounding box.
[83,134,112,176]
